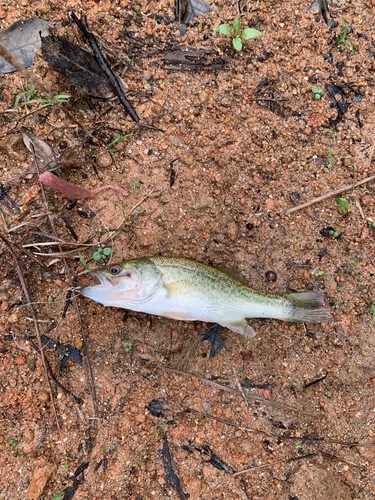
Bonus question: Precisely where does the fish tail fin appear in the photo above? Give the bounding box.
[284,292,332,323]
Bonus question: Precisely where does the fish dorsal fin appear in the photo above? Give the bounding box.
[217,267,248,285]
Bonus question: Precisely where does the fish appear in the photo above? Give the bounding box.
[81,256,332,337]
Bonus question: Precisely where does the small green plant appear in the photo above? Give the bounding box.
[14,81,70,109]
[10,435,22,448]
[372,222,375,229]
[275,374,283,379]
[329,130,337,145]
[371,303,375,323]
[115,201,130,220]
[336,197,349,211]
[336,20,354,55]
[314,270,324,277]
[48,295,54,303]
[124,342,133,353]
[14,80,36,108]
[213,16,262,51]
[107,133,131,152]
[295,442,308,454]
[311,86,324,99]
[61,464,69,472]
[332,302,339,310]
[78,252,92,272]
[93,247,112,261]
[243,389,249,406]
[326,146,334,167]
[51,493,64,500]
[329,230,339,238]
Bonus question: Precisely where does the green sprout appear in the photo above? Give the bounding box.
[106,133,131,152]
[93,247,112,261]
[336,197,349,211]
[275,374,283,379]
[332,302,339,310]
[311,86,324,99]
[78,252,92,272]
[329,230,339,238]
[295,442,309,454]
[51,494,64,500]
[213,16,262,51]
[370,303,375,322]
[314,270,324,277]
[326,146,334,167]
[47,296,54,303]
[10,435,22,448]
[124,342,133,353]
[372,222,375,229]
[336,20,354,55]
[329,130,337,145]
[115,201,130,220]
[14,81,70,109]
[244,389,249,406]
[61,464,69,472]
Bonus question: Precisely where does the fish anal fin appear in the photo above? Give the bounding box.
[164,310,197,321]
[220,319,256,337]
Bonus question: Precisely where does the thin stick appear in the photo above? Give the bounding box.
[285,173,375,215]
[0,232,61,280]
[286,139,375,215]
[0,209,65,451]
[32,149,98,430]
[71,12,139,123]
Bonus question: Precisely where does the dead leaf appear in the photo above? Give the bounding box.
[0,18,49,74]
[39,171,128,198]
[28,462,56,500]
[41,34,115,98]
[21,128,56,163]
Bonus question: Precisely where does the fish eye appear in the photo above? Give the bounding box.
[110,265,122,275]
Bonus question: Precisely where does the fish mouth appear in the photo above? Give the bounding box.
[89,271,115,291]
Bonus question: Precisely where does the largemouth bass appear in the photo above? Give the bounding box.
[81,256,332,337]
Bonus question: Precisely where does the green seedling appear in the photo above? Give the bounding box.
[124,342,133,353]
[311,86,324,99]
[275,374,283,379]
[213,16,262,51]
[93,247,112,261]
[336,20,354,55]
[61,464,69,472]
[78,252,92,272]
[295,442,309,454]
[243,389,249,406]
[14,81,70,109]
[372,222,375,229]
[66,33,75,39]
[51,493,64,500]
[332,302,339,310]
[326,146,334,167]
[371,303,375,323]
[14,80,37,107]
[106,133,131,152]
[10,435,22,448]
[329,130,337,145]
[47,296,54,303]
[314,270,324,277]
[115,201,130,220]
[336,197,349,211]
[329,230,339,238]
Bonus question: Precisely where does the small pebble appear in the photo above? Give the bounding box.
[265,270,277,282]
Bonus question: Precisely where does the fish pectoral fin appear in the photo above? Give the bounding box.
[165,280,192,298]
[163,310,197,321]
[220,319,256,337]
